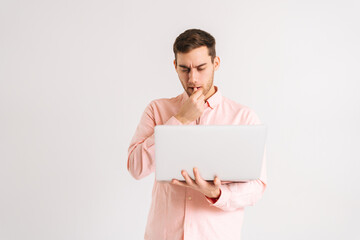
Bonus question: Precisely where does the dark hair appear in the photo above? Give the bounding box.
[173,29,216,63]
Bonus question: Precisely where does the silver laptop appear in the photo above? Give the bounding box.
[155,125,267,182]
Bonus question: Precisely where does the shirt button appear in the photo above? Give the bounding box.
[188,196,192,201]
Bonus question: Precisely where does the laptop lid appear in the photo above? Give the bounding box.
[155,125,267,182]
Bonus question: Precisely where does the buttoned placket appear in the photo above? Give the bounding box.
[183,188,192,239]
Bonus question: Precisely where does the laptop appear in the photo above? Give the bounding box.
[155,125,267,182]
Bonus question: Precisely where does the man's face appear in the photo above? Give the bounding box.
[174,46,220,99]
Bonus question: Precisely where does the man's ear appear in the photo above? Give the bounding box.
[214,56,220,71]
[173,59,177,70]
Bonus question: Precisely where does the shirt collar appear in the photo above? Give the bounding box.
[181,86,222,109]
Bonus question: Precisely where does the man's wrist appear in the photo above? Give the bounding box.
[206,188,221,199]
[206,189,221,204]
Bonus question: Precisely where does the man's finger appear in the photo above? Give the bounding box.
[197,94,205,103]
[190,88,204,100]
[182,170,195,186]
[193,167,205,185]
[171,179,188,187]
[214,176,221,187]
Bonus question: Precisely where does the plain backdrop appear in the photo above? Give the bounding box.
[1,0,359,239]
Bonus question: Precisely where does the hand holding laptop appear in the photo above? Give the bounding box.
[171,167,222,199]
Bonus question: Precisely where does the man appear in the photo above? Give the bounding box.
[127,29,267,240]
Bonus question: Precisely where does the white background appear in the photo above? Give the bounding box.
[1,0,359,239]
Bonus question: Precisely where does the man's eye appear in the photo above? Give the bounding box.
[198,68,205,71]
[181,69,189,73]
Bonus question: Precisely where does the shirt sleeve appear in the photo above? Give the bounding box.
[205,108,267,211]
[127,102,182,180]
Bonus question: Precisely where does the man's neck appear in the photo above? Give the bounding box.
[204,86,217,101]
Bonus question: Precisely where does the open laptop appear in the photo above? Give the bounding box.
[155,125,267,182]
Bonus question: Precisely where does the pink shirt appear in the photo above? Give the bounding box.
[128,87,267,240]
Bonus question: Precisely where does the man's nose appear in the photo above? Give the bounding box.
[188,69,198,84]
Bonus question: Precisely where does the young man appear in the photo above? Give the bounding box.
[127,29,267,240]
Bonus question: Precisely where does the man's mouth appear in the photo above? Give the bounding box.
[189,86,202,91]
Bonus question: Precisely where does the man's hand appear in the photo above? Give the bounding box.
[175,89,205,124]
[171,167,222,199]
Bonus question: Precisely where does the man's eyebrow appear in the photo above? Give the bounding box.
[179,63,207,68]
